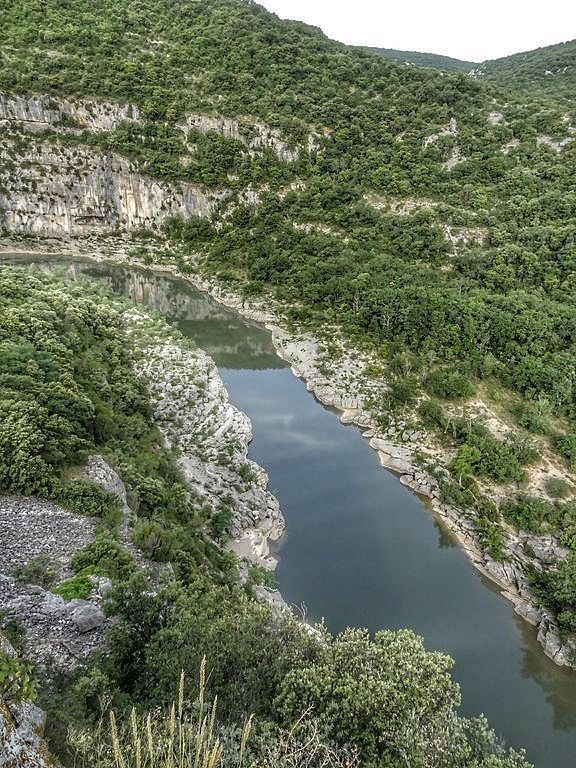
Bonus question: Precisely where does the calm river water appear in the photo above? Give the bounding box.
[3,255,576,768]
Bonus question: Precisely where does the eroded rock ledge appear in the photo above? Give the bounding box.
[127,309,285,572]
[0,633,52,768]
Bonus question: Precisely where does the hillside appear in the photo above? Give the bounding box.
[370,38,576,105]
[362,46,476,73]
[1,0,575,643]
[482,39,576,104]
[1,0,576,763]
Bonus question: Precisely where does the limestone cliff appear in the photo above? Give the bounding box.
[0,92,140,134]
[0,135,223,236]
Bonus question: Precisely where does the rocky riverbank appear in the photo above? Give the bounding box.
[125,308,285,576]
[1,237,574,667]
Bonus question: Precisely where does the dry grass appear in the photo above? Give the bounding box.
[68,658,252,768]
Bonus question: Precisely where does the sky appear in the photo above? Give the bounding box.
[258,0,576,62]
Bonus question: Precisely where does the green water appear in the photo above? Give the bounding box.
[3,255,576,768]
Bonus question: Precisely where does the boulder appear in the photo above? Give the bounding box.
[70,604,105,633]
[40,592,66,617]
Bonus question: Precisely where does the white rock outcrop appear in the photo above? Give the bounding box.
[128,314,284,570]
[0,139,223,236]
[0,92,140,133]
[181,112,313,163]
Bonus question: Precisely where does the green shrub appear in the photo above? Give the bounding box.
[425,368,475,400]
[502,495,552,533]
[517,401,550,434]
[71,535,135,581]
[210,505,233,540]
[52,479,122,527]
[14,554,57,588]
[386,376,419,407]
[545,477,573,499]
[249,565,277,590]
[0,620,26,654]
[417,399,445,429]
[0,653,37,702]
[506,434,540,465]
[452,433,525,483]
[552,434,576,470]
[531,553,576,635]
[477,518,506,561]
[53,573,94,601]
[132,520,174,561]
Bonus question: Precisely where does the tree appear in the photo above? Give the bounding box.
[275,627,461,767]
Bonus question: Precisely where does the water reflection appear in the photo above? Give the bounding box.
[1,255,283,370]
[435,519,458,549]
[517,615,576,731]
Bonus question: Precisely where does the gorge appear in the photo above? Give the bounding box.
[2,253,575,768]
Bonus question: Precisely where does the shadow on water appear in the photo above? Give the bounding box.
[2,254,576,768]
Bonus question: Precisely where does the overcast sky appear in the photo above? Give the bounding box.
[259,0,576,62]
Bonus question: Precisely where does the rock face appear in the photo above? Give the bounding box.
[0,91,323,237]
[181,112,320,163]
[0,496,110,671]
[0,138,222,236]
[128,312,284,569]
[0,633,52,768]
[0,92,140,134]
[0,697,51,768]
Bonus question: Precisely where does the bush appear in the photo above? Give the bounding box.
[132,520,174,561]
[71,535,135,581]
[503,495,552,533]
[249,565,277,590]
[0,653,37,703]
[53,573,94,601]
[386,376,419,407]
[552,434,576,470]
[275,627,460,767]
[210,505,233,540]
[52,479,121,527]
[417,399,445,429]
[531,553,576,635]
[452,433,525,483]
[545,477,573,499]
[517,401,550,434]
[14,554,57,588]
[425,368,475,400]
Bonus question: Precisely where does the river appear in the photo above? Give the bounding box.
[2,254,575,768]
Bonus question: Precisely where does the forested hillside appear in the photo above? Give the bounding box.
[482,40,576,105]
[371,38,576,105]
[1,0,576,762]
[362,47,476,73]
[1,0,576,635]
[0,268,534,768]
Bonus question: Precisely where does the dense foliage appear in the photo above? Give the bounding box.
[0,268,230,577]
[372,39,576,107]
[482,40,576,106]
[365,47,476,73]
[51,572,532,768]
[1,1,576,761]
